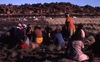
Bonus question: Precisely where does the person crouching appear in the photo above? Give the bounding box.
[31,26,43,49]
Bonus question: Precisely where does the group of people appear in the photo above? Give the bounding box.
[8,23,43,49]
[1,14,100,62]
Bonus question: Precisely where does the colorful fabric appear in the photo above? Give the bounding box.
[66,16,75,29]
[65,16,75,37]
[36,37,43,44]
[21,43,28,49]
[21,37,29,49]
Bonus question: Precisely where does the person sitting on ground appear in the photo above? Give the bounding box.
[44,26,52,38]
[31,26,43,49]
[85,32,100,61]
[26,24,33,41]
[66,24,89,61]
[54,28,65,50]
[43,26,53,45]
[17,28,30,49]
[8,23,23,49]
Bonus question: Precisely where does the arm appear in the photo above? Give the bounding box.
[81,29,85,40]
[85,43,95,51]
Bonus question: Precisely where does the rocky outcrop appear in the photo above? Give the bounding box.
[0,2,100,15]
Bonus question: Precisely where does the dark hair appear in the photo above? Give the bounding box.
[65,13,69,17]
[34,26,38,30]
[95,32,100,41]
[34,25,41,30]
[77,24,83,30]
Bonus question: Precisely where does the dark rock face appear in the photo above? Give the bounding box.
[0,2,100,15]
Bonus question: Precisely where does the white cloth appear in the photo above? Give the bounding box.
[16,26,22,30]
[25,37,30,46]
[81,29,85,39]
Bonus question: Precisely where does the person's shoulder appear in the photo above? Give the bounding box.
[81,29,84,31]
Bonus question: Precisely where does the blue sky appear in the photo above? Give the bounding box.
[0,0,100,7]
